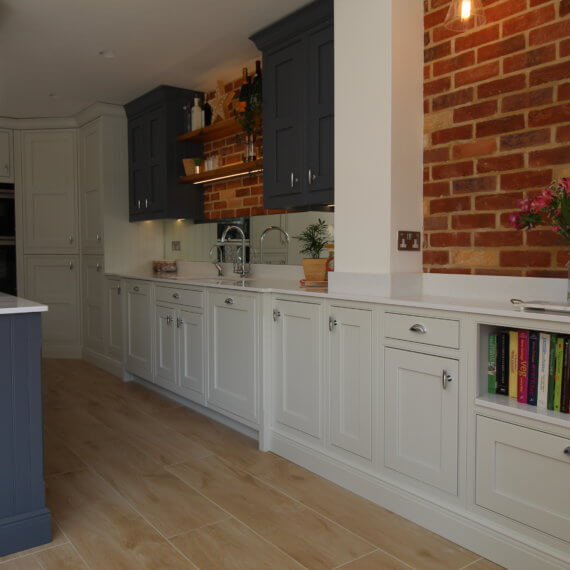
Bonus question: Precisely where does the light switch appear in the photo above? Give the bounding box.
[171,241,181,251]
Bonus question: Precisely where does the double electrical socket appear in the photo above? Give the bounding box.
[397,231,421,251]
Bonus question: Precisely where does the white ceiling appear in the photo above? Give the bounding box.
[0,0,310,118]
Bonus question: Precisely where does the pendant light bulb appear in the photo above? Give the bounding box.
[444,0,486,31]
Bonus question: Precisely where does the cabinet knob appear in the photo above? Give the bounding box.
[96,232,102,242]
[68,235,73,244]
[290,172,299,189]
[329,316,338,332]
[137,200,141,209]
[145,198,149,208]
[273,309,281,322]
[112,285,121,295]
[176,317,183,328]
[308,169,317,184]
[68,261,73,270]
[225,298,234,305]
[166,315,173,325]
[133,285,140,292]
[442,370,453,390]
[172,292,180,299]
[96,263,101,272]
[410,323,427,334]
[564,447,570,455]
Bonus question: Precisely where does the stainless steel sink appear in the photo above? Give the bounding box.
[191,277,252,286]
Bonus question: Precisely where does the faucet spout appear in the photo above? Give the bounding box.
[259,225,290,264]
[220,225,250,277]
[209,244,224,277]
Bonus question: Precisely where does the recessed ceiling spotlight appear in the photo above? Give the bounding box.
[98,50,115,59]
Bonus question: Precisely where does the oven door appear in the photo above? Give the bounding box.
[0,191,15,238]
[0,242,16,296]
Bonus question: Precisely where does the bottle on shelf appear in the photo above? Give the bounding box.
[203,99,212,126]
[251,60,262,108]
[237,67,250,113]
[191,97,203,131]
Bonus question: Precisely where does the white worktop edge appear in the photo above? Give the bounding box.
[0,294,48,315]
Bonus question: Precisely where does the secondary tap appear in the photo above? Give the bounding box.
[209,244,224,277]
[259,225,290,264]
[220,225,250,277]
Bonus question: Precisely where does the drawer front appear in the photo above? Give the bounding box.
[156,285,203,309]
[476,415,570,542]
[385,312,459,349]
[126,280,150,296]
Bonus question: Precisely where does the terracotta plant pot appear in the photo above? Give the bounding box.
[302,258,328,281]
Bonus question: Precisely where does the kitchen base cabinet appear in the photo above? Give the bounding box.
[384,348,459,495]
[105,277,123,362]
[82,255,105,354]
[0,129,13,182]
[124,280,152,381]
[178,308,205,399]
[476,415,570,543]
[273,298,323,441]
[24,254,80,357]
[208,291,259,426]
[155,304,177,391]
[328,305,373,461]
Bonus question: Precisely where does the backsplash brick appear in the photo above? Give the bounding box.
[423,0,570,277]
[200,76,286,221]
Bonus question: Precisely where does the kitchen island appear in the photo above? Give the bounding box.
[0,294,51,557]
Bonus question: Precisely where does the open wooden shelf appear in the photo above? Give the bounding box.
[179,158,263,185]
[177,118,242,143]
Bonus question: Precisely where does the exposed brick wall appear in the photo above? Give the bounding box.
[423,0,570,277]
[201,76,285,221]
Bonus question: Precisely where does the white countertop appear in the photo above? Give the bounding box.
[108,271,570,325]
[0,293,48,315]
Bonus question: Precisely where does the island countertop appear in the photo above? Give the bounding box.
[0,293,48,315]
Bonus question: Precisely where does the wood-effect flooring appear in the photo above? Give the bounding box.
[0,359,504,570]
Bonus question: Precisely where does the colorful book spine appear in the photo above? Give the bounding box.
[547,335,557,410]
[517,330,529,403]
[496,331,509,395]
[537,333,551,409]
[488,333,497,394]
[554,337,564,412]
[508,330,518,398]
[527,331,539,406]
[562,338,570,414]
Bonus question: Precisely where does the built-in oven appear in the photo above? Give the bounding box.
[0,187,15,239]
[0,241,16,296]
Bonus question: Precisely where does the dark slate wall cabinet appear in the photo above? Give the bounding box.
[251,0,334,209]
[125,86,203,221]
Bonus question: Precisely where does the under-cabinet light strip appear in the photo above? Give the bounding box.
[193,168,263,185]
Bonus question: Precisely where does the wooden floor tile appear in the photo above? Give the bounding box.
[171,518,303,569]
[47,469,191,569]
[465,558,505,569]
[33,543,89,569]
[0,557,43,569]
[254,456,479,570]
[168,455,374,569]
[44,430,86,477]
[337,549,411,569]
[0,523,67,564]
[71,437,228,537]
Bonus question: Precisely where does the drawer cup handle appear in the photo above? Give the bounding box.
[172,293,180,299]
[442,370,453,390]
[225,298,234,305]
[410,323,427,334]
[133,286,139,292]
[564,447,570,455]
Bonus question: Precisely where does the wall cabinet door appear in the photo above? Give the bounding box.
[306,24,334,203]
[125,280,152,381]
[262,40,305,208]
[24,255,80,349]
[0,129,13,182]
[208,291,258,424]
[82,255,105,353]
[155,304,177,390]
[328,306,373,460]
[22,130,78,253]
[273,298,323,440]
[178,308,205,399]
[384,348,459,495]
[79,121,103,252]
[128,114,149,216]
[105,277,123,361]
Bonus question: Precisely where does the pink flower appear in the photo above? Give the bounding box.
[509,212,522,229]
[517,198,531,213]
[561,178,570,193]
[553,226,560,233]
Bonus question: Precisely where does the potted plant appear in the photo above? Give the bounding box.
[296,218,331,281]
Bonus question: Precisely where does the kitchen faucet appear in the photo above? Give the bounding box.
[209,244,224,277]
[260,225,290,264]
[220,225,250,277]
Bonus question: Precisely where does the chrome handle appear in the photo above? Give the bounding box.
[166,315,173,325]
[176,317,183,328]
[442,370,453,390]
[4,164,8,173]
[172,292,180,299]
[145,198,149,208]
[225,298,234,305]
[68,235,73,244]
[96,263,101,272]
[329,316,338,332]
[410,323,427,334]
[96,232,102,242]
[290,172,294,188]
[137,199,141,209]
[133,285,139,292]
[564,447,570,455]
[273,309,281,322]
[111,285,121,294]
[308,169,316,184]
[68,261,73,270]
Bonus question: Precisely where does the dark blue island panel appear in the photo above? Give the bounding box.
[0,312,52,557]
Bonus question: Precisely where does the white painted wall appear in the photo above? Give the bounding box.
[334,0,423,276]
